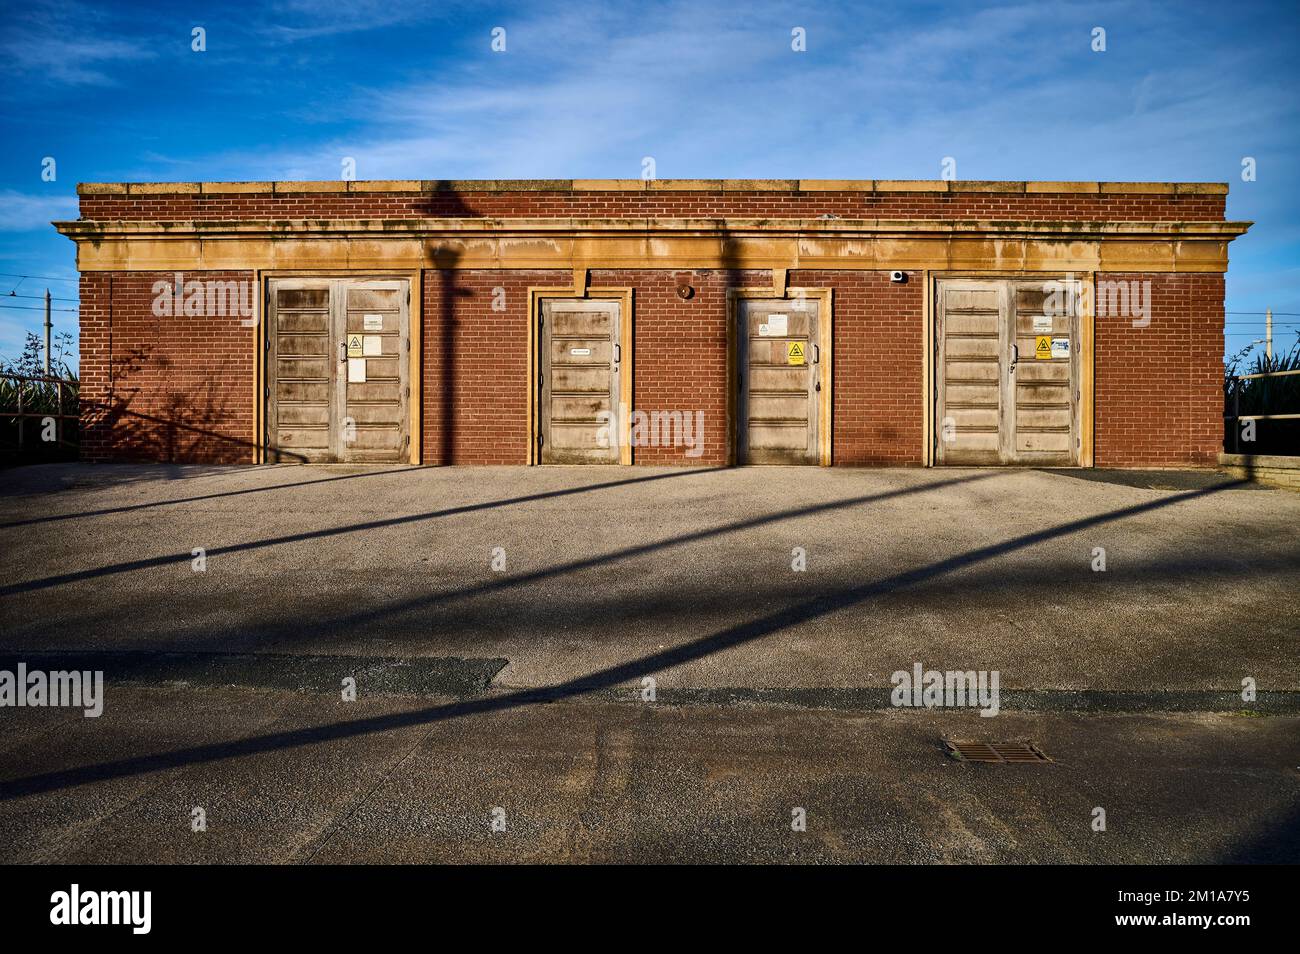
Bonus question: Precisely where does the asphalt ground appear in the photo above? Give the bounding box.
[1,684,1297,864]
[1,463,1296,863]
[1,463,1296,692]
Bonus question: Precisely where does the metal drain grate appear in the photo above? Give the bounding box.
[944,741,1052,763]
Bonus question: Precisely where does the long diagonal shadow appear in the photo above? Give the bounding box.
[0,467,418,531]
[0,467,727,597]
[0,478,1247,801]
[265,472,1000,637]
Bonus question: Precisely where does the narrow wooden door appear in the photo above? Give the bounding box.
[339,280,410,463]
[737,298,819,464]
[539,299,621,463]
[267,279,334,462]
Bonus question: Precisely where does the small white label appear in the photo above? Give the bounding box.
[766,313,788,336]
[1033,315,1053,333]
[347,358,367,383]
[363,314,383,331]
[363,335,382,356]
[1051,337,1070,358]
[570,347,591,356]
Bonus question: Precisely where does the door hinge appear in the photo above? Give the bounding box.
[537,434,544,448]
[264,386,270,398]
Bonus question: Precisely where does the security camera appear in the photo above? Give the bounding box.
[889,271,907,283]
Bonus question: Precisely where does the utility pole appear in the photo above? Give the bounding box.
[43,288,52,376]
[1265,307,1273,362]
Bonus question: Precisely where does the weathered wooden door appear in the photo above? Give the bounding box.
[539,298,621,463]
[267,278,410,463]
[935,278,1080,465]
[339,280,410,463]
[267,279,333,462]
[736,298,820,464]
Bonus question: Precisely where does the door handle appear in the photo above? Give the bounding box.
[812,344,820,364]
[1009,343,1019,375]
[340,341,347,364]
[613,343,621,365]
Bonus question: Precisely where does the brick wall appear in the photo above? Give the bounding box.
[421,269,561,465]
[419,267,927,467]
[79,190,1224,223]
[594,268,768,466]
[792,270,925,465]
[76,267,1227,468]
[1094,272,1224,467]
[72,181,1229,469]
[78,271,256,463]
[420,267,765,466]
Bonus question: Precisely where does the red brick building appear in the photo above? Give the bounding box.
[56,178,1248,468]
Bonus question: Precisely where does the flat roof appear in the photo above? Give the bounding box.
[76,179,1231,196]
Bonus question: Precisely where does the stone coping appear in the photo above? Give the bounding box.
[76,179,1231,197]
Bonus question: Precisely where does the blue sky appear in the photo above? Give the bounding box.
[2,0,1297,368]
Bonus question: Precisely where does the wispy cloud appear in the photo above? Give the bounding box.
[206,0,1295,185]
[0,0,157,86]
[254,0,463,41]
[0,192,79,232]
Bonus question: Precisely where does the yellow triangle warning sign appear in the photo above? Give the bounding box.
[347,334,364,357]
[787,341,806,365]
[1034,335,1052,359]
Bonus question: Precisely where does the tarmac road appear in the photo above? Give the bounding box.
[2,463,1297,863]
[1,463,1297,692]
[0,683,1296,864]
